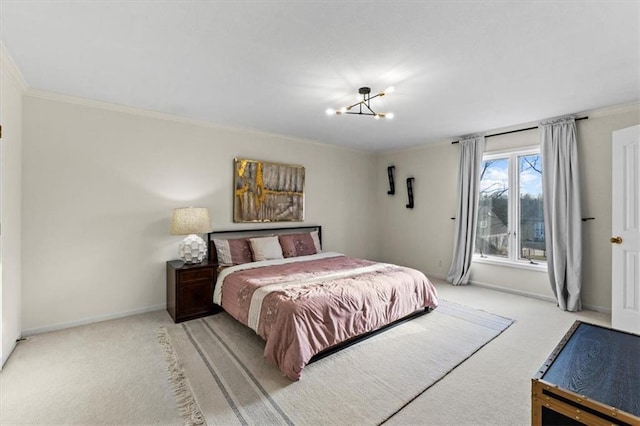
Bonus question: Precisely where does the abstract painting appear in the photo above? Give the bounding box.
[233,158,305,222]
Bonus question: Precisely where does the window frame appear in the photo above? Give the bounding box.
[473,145,547,272]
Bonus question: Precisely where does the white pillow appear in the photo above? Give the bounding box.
[249,236,284,261]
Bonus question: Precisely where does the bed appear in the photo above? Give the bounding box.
[208,226,439,381]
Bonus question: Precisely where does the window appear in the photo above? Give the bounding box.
[474,147,546,267]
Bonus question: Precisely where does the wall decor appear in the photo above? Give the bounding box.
[406,177,415,209]
[387,166,395,195]
[233,158,305,222]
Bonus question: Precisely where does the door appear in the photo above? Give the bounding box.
[612,125,640,334]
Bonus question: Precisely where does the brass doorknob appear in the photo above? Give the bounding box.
[610,236,623,244]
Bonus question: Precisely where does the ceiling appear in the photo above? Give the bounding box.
[1,1,639,151]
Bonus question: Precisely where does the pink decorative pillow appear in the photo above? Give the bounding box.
[279,232,320,258]
[213,238,253,266]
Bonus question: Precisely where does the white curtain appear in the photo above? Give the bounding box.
[540,117,582,311]
[447,135,485,285]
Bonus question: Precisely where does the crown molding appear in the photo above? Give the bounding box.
[582,100,639,118]
[378,100,640,156]
[25,88,220,125]
[0,42,28,91]
[23,81,638,156]
[24,88,371,154]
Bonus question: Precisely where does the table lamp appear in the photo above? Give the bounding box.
[170,207,213,264]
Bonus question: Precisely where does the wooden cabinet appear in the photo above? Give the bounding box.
[166,260,221,322]
[531,321,640,425]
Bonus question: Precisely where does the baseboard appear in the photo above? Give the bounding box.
[582,304,611,315]
[426,272,448,282]
[1,339,18,370]
[470,280,611,314]
[469,280,557,302]
[427,272,611,314]
[21,304,166,337]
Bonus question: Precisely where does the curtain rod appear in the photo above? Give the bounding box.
[451,116,589,144]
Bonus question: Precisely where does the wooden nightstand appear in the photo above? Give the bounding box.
[166,259,221,323]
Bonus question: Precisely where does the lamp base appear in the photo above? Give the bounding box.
[178,234,208,264]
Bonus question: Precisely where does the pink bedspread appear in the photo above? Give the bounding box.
[218,255,438,380]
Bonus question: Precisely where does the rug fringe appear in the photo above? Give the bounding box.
[158,326,205,426]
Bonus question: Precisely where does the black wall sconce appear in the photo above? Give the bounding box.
[387,166,395,195]
[406,177,415,209]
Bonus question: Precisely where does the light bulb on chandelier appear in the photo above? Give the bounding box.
[327,86,394,119]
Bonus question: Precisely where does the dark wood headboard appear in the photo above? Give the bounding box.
[207,225,322,263]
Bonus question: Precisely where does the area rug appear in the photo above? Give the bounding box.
[158,300,514,426]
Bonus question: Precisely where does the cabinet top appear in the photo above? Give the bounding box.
[167,259,216,269]
[537,321,640,416]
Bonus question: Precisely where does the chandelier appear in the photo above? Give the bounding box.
[326,86,394,119]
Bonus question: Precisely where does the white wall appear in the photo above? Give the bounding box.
[13,70,640,333]
[1,44,25,366]
[377,104,640,312]
[375,141,458,276]
[577,106,640,311]
[21,93,378,333]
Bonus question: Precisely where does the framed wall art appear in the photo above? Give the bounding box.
[233,158,305,222]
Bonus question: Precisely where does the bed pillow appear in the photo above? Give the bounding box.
[213,237,253,266]
[279,232,320,258]
[249,236,284,261]
[310,230,321,252]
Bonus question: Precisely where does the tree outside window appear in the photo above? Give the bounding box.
[475,148,546,264]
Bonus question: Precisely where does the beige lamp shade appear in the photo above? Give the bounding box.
[171,207,213,235]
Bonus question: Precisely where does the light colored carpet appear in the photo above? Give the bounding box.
[0,280,610,425]
[160,300,513,425]
[0,310,182,425]
[387,281,610,426]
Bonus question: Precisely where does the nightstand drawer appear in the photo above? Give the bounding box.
[180,268,214,283]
